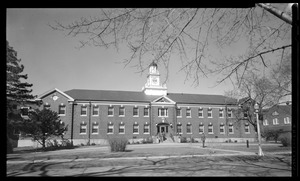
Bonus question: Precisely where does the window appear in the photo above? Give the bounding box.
[186,108,191,118]
[186,123,192,134]
[229,123,234,134]
[176,108,182,117]
[58,105,66,115]
[119,107,125,116]
[80,122,87,134]
[227,108,232,118]
[20,107,29,116]
[92,122,99,134]
[144,123,150,134]
[119,122,125,134]
[207,108,212,118]
[44,104,50,110]
[144,107,149,117]
[273,118,279,125]
[284,117,290,124]
[133,123,139,134]
[220,124,225,134]
[245,123,250,134]
[198,108,203,118]
[208,124,213,134]
[158,108,168,117]
[107,123,114,134]
[133,107,139,117]
[108,106,114,116]
[263,119,269,126]
[219,108,224,118]
[243,112,248,118]
[199,124,204,134]
[177,123,182,134]
[92,105,99,116]
[81,106,87,116]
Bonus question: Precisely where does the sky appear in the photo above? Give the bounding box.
[6,8,291,98]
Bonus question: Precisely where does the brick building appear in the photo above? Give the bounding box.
[262,103,292,139]
[18,62,257,146]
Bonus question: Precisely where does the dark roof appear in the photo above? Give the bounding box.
[64,89,158,102]
[167,93,237,105]
[264,105,291,115]
[64,89,237,105]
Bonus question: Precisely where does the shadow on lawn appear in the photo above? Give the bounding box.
[7,155,291,177]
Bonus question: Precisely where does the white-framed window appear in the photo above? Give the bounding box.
[186,108,191,118]
[199,124,204,134]
[219,108,224,118]
[284,117,290,124]
[227,108,232,118]
[245,123,250,134]
[186,123,192,134]
[92,122,99,134]
[177,123,182,134]
[81,106,87,116]
[263,119,269,126]
[20,107,29,117]
[80,122,87,134]
[273,118,279,125]
[144,123,150,134]
[176,108,182,117]
[108,106,114,116]
[144,107,149,117]
[44,104,51,110]
[119,107,125,117]
[229,123,234,134]
[133,123,139,134]
[207,108,212,118]
[208,124,213,134]
[198,108,203,118]
[220,123,225,134]
[133,107,139,117]
[119,122,125,134]
[158,108,168,117]
[107,123,114,134]
[92,105,99,116]
[58,105,66,116]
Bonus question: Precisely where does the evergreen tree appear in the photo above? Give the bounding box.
[19,109,68,148]
[6,40,35,153]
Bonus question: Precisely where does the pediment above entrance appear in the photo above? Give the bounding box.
[151,96,176,105]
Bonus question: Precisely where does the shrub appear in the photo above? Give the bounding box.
[80,143,85,146]
[180,137,187,143]
[91,143,96,146]
[191,137,195,143]
[262,129,283,142]
[107,136,128,152]
[280,136,291,147]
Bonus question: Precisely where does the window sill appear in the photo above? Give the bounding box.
[245,132,250,134]
[108,115,114,117]
[92,115,99,117]
[186,133,192,134]
[107,133,114,134]
[133,133,139,134]
[79,133,87,135]
[133,116,139,117]
[198,116,204,118]
[143,133,150,134]
[118,133,125,134]
[80,115,87,117]
[220,132,225,134]
[144,116,149,117]
[91,133,99,135]
[119,115,125,117]
[186,116,192,118]
[177,116,182,118]
[208,132,214,134]
[59,114,66,116]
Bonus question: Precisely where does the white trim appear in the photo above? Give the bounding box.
[58,105,66,116]
[177,104,236,108]
[119,107,125,117]
[118,124,125,134]
[151,95,176,104]
[207,109,213,118]
[108,106,114,117]
[143,107,149,117]
[228,125,234,134]
[208,124,214,134]
[76,101,150,107]
[36,88,74,101]
[219,124,225,134]
[92,106,99,116]
[186,108,192,118]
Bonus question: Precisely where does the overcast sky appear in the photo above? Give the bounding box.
[6,8,290,97]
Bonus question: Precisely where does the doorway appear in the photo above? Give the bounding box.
[159,125,168,133]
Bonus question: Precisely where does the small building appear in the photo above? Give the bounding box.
[262,103,292,139]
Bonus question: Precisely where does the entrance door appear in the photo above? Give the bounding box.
[159,125,168,133]
[160,126,165,133]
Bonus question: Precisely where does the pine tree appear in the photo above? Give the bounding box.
[6,40,35,153]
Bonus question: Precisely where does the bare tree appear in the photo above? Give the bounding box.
[49,4,292,86]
